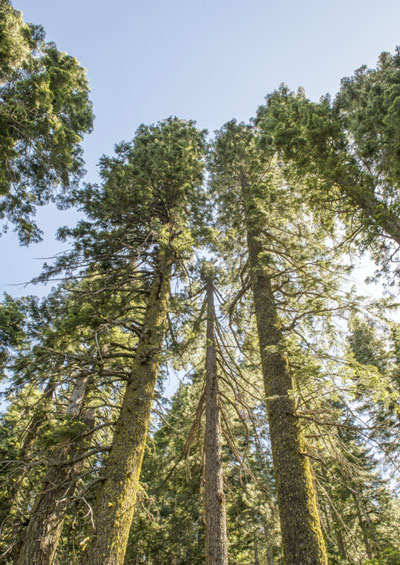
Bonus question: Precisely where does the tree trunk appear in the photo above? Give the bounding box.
[0,380,56,562]
[17,373,94,565]
[204,279,228,565]
[246,229,328,565]
[83,249,172,565]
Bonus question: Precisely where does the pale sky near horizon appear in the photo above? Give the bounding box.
[2,0,400,299]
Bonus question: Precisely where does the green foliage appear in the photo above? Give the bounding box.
[255,50,400,279]
[364,547,400,565]
[72,117,206,266]
[1,32,400,563]
[0,0,93,243]
[337,48,400,193]
[0,293,27,368]
[0,0,38,82]
[37,418,87,448]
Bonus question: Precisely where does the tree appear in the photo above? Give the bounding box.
[347,316,400,479]
[209,120,357,563]
[16,374,95,565]
[123,256,279,564]
[204,274,228,565]
[0,273,144,563]
[0,0,93,243]
[71,118,207,565]
[125,312,279,564]
[255,50,400,275]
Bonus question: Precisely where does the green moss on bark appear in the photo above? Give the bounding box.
[247,231,327,565]
[83,250,172,565]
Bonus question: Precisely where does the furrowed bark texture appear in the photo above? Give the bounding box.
[17,374,94,565]
[204,280,228,565]
[246,231,328,565]
[83,251,172,565]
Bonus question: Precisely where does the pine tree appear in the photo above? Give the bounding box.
[204,273,228,565]
[256,50,400,277]
[210,120,335,564]
[72,118,207,564]
[0,0,93,243]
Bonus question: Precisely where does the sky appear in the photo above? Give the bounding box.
[2,0,400,298]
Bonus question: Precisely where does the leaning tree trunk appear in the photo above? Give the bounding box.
[204,279,228,565]
[17,373,94,565]
[246,228,328,565]
[83,249,172,565]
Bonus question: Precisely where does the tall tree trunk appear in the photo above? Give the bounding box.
[83,249,172,565]
[246,228,328,565]
[17,373,94,565]
[204,279,228,565]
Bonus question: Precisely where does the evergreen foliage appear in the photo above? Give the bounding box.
[0,0,93,243]
[0,15,399,563]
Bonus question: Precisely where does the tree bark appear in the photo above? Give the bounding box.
[204,279,228,565]
[17,373,94,565]
[83,249,172,565]
[246,227,328,565]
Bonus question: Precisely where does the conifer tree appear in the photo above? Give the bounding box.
[16,374,95,565]
[256,49,400,275]
[0,0,93,243]
[204,273,228,565]
[70,118,207,565]
[0,274,143,563]
[209,120,355,564]
[125,262,279,564]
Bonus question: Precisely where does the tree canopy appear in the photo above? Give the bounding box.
[0,0,93,244]
[0,11,400,564]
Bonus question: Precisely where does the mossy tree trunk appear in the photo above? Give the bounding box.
[83,249,172,565]
[245,225,328,564]
[204,279,228,565]
[210,119,328,563]
[17,373,94,565]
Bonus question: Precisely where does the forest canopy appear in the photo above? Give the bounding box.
[1,2,400,565]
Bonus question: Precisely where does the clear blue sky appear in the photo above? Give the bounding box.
[2,0,400,297]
